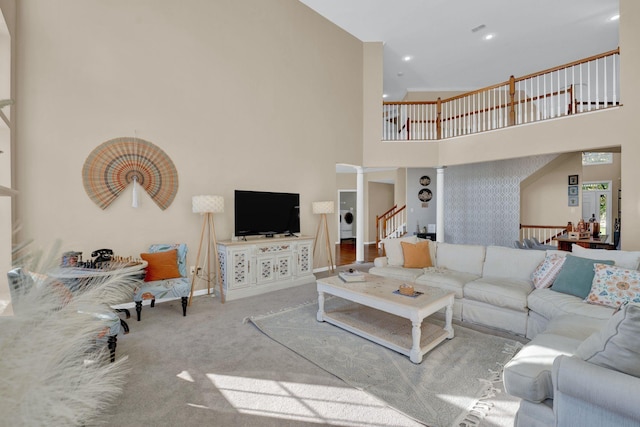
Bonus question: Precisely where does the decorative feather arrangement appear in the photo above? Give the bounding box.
[1,244,142,426]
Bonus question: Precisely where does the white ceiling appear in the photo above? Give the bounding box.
[299,0,620,101]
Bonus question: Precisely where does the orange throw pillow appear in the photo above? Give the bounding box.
[401,241,433,268]
[140,249,182,282]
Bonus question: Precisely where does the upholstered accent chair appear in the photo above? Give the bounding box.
[134,243,190,320]
[7,267,124,362]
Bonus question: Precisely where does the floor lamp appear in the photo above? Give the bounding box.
[190,195,225,305]
[312,201,335,273]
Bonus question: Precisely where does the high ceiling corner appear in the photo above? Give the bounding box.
[299,0,620,101]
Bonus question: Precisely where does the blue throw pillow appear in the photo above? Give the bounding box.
[552,254,614,299]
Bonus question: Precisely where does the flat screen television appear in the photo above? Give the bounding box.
[234,190,300,237]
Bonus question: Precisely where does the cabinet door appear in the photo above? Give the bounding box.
[296,241,313,276]
[275,254,293,280]
[227,248,251,289]
[256,256,275,284]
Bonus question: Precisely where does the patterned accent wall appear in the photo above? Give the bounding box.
[444,154,556,246]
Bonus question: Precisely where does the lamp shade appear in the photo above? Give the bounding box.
[312,201,334,215]
[192,195,224,213]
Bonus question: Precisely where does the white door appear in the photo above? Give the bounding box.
[582,182,612,236]
[582,192,598,222]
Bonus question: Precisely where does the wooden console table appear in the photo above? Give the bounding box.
[555,235,615,251]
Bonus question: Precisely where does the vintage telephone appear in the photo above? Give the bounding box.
[91,248,114,264]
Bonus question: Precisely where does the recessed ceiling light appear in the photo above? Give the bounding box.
[382,94,388,99]
[484,33,495,41]
[609,14,620,21]
[403,56,412,62]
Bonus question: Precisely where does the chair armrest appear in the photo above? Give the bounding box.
[553,355,640,424]
[373,257,389,268]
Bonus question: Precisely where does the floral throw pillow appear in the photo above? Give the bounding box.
[586,263,640,308]
[531,253,566,289]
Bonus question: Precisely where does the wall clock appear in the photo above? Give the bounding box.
[419,175,431,186]
[418,188,433,202]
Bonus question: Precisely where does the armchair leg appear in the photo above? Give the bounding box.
[151,298,155,308]
[181,297,188,316]
[108,335,117,363]
[120,319,130,334]
[135,301,142,321]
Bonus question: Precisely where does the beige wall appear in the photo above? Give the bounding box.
[521,153,583,225]
[367,182,394,240]
[13,0,365,285]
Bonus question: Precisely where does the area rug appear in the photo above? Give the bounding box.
[249,298,522,427]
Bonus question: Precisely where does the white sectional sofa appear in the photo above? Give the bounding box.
[370,237,546,336]
[369,236,640,426]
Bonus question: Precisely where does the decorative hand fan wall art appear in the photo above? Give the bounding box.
[82,137,178,210]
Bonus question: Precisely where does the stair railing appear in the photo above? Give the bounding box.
[519,224,567,247]
[376,204,407,249]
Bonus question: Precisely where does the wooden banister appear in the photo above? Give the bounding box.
[514,48,620,83]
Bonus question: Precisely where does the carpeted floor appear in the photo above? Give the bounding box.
[103,265,524,426]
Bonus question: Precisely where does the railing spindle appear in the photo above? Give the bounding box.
[613,54,617,107]
[596,57,600,110]
[604,55,608,109]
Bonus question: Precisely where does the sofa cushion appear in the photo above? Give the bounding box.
[465,277,532,311]
[531,253,566,289]
[367,266,424,282]
[463,299,528,335]
[483,246,546,282]
[543,314,607,341]
[576,303,640,377]
[401,241,433,268]
[140,249,181,282]
[148,243,188,277]
[571,244,640,270]
[435,242,485,276]
[528,288,615,321]
[415,268,479,299]
[382,236,419,267]
[504,333,583,402]
[586,263,640,309]
[551,255,614,299]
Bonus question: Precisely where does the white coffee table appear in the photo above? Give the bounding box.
[316,273,454,364]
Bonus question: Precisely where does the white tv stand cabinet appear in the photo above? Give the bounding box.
[217,236,315,301]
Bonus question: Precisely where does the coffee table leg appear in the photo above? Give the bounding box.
[444,300,454,339]
[410,321,422,363]
[317,290,325,322]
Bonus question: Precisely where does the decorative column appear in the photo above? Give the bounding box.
[356,166,365,263]
[436,167,446,242]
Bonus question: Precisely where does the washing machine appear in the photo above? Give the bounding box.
[340,209,354,239]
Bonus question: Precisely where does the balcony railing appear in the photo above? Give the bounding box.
[382,49,621,141]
